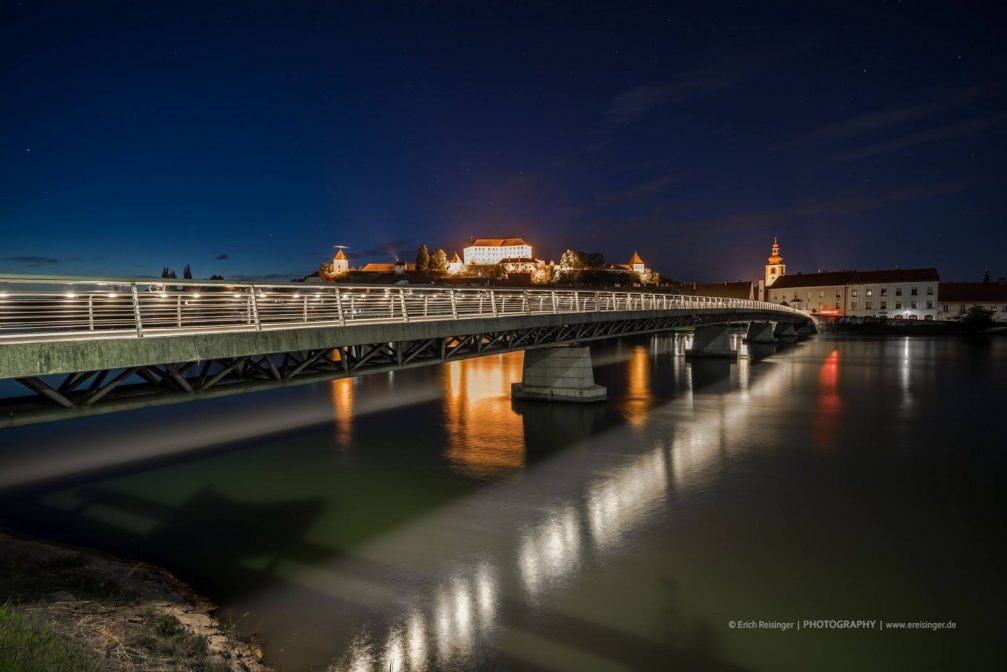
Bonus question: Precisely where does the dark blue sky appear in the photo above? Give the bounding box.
[2,1,1005,281]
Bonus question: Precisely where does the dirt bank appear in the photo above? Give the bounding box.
[0,530,272,672]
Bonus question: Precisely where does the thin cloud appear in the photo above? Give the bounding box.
[829,114,1007,163]
[215,253,229,260]
[590,177,1004,248]
[1,255,62,267]
[604,47,797,126]
[774,85,994,150]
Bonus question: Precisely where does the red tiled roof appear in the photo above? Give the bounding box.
[467,238,531,247]
[681,281,753,300]
[768,271,855,289]
[938,281,1007,302]
[769,267,938,290]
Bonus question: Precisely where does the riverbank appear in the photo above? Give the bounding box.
[820,322,1007,336]
[0,530,271,672]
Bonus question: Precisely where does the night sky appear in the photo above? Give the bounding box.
[2,1,1005,282]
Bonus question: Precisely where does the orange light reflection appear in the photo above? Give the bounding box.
[442,353,526,477]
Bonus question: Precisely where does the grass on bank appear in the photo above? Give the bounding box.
[0,603,101,672]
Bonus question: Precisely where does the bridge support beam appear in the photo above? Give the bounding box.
[745,321,777,344]
[773,322,798,341]
[512,346,607,403]
[796,322,816,340]
[685,324,737,358]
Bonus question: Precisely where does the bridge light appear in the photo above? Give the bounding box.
[106,292,119,299]
[65,292,77,299]
[191,293,200,299]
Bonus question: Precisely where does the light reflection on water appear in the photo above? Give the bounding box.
[0,335,1004,672]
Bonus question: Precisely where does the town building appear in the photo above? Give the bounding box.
[845,268,939,320]
[608,252,649,275]
[359,261,415,275]
[463,238,533,266]
[447,251,464,274]
[937,280,1007,322]
[501,257,541,274]
[767,267,940,320]
[681,281,755,301]
[766,271,852,317]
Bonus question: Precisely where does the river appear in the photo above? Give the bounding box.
[0,335,1003,671]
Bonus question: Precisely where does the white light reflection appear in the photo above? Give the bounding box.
[586,448,668,553]
[518,506,581,597]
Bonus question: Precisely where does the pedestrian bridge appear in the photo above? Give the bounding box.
[0,275,814,426]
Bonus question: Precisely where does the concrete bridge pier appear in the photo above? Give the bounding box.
[796,322,816,341]
[773,322,798,341]
[684,324,738,358]
[745,321,778,344]
[512,346,607,403]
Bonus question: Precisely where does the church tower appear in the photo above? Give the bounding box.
[764,237,785,288]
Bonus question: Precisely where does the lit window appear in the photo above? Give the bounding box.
[852,288,859,297]
[866,288,873,297]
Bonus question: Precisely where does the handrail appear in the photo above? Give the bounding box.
[0,276,811,344]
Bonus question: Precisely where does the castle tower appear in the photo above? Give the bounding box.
[764,237,785,288]
[332,248,349,275]
[448,251,464,274]
[629,251,646,274]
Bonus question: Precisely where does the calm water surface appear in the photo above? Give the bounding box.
[0,335,1003,671]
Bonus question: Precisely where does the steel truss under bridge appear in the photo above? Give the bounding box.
[4,312,760,426]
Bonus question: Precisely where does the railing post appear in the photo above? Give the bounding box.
[490,289,498,317]
[303,295,308,322]
[450,289,459,319]
[250,285,261,331]
[551,290,557,312]
[399,288,409,322]
[176,294,182,328]
[335,287,345,326]
[130,283,143,338]
[88,295,94,331]
[523,290,530,315]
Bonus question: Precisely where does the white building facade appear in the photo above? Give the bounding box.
[845,269,939,320]
[463,238,533,266]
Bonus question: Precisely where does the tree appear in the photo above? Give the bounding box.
[183,264,192,280]
[416,244,430,273]
[430,248,448,274]
[209,274,224,281]
[583,252,605,269]
[160,267,177,279]
[962,305,994,331]
[559,249,583,270]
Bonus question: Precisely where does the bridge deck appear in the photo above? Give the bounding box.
[0,276,814,426]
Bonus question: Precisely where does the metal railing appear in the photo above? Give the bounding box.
[0,276,810,343]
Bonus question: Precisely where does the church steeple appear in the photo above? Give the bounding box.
[764,236,786,289]
[767,236,783,265]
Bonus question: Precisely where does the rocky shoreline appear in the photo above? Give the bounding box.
[0,530,272,672]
